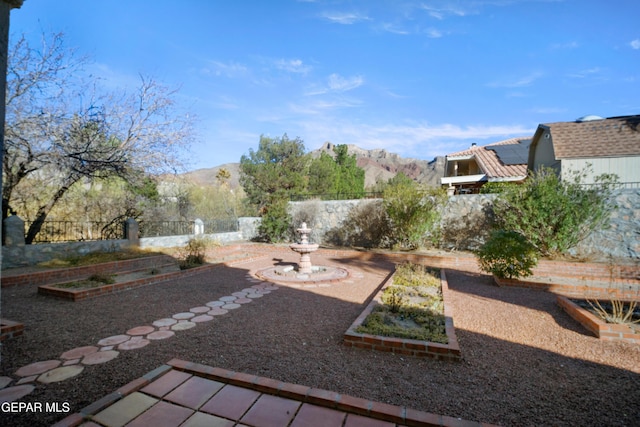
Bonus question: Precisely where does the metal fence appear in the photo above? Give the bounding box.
[24,218,239,242]
[139,218,238,238]
[24,221,125,243]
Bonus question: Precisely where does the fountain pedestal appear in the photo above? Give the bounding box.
[289,222,319,275]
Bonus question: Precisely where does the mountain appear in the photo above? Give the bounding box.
[313,142,445,188]
[179,144,445,189]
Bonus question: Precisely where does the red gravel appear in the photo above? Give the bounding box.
[1,248,639,426]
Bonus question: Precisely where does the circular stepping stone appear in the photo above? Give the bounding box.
[231,291,247,297]
[173,312,195,320]
[246,293,264,299]
[15,360,61,377]
[60,346,99,360]
[147,330,175,340]
[171,321,196,331]
[118,338,150,350]
[208,308,228,316]
[153,318,177,327]
[82,350,119,365]
[221,303,241,310]
[0,384,34,402]
[16,376,37,385]
[38,365,84,384]
[242,288,258,293]
[265,285,279,291]
[63,359,80,366]
[127,326,155,336]
[0,376,13,388]
[190,306,210,314]
[206,301,225,308]
[235,298,253,304]
[98,335,130,346]
[219,296,236,302]
[191,315,214,323]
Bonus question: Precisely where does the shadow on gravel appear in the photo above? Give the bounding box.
[2,254,639,427]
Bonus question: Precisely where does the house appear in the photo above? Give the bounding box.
[528,115,640,185]
[440,137,531,194]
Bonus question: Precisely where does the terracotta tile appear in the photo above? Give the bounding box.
[141,370,192,398]
[344,413,396,427]
[200,384,260,420]
[180,412,235,427]
[240,394,301,427]
[92,392,157,427]
[290,403,346,427]
[165,376,224,409]
[126,401,193,427]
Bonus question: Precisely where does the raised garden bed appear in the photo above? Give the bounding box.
[0,318,24,341]
[557,295,640,345]
[344,265,461,360]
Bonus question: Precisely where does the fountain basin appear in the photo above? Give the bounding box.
[255,264,349,285]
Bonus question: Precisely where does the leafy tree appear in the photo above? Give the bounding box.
[491,166,617,257]
[307,144,365,198]
[333,144,364,197]
[239,134,308,242]
[308,151,337,194]
[239,134,308,212]
[4,32,195,243]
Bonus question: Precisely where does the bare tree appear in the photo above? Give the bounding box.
[3,32,195,243]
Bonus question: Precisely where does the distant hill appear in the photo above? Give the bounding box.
[179,144,445,190]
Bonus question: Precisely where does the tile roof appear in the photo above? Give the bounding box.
[541,115,640,159]
[446,137,530,179]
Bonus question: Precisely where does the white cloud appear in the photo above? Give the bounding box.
[630,39,640,50]
[205,61,248,78]
[327,73,364,92]
[274,59,311,74]
[297,119,532,159]
[567,67,601,79]
[420,5,472,20]
[320,11,369,24]
[426,28,443,38]
[487,71,544,88]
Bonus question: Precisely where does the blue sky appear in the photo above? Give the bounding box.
[9,0,640,171]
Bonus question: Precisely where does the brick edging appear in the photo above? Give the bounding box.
[343,269,461,360]
[165,359,491,427]
[556,296,640,345]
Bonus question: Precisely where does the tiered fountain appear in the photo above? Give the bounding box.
[289,222,319,275]
[255,222,349,284]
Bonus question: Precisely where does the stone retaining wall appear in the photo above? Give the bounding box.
[287,188,640,262]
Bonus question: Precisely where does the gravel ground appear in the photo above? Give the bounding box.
[1,248,639,427]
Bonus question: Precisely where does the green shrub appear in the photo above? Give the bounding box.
[476,230,538,279]
[256,195,291,243]
[383,178,445,250]
[492,166,617,257]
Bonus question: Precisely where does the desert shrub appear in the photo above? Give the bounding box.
[381,285,406,313]
[476,230,538,279]
[325,200,391,248]
[178,236,211,269]
[480,181,518,194]
[87,273,116,285]
[492,166,617,257]
[289,200,319,242]
[393,262,440,288]
[383,178,446,250]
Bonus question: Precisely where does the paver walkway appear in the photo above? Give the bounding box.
[53,359,492,427]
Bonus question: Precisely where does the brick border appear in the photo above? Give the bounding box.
[0,318,24,341]
[557,296,640,345]
[344,269,461,360]
[53,360,495,427]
